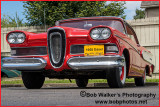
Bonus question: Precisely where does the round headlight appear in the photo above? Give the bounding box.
[101,28,111,39]
[17,33,26,43]
[7,33,26,44]
[90,29,100,40]
[7,33,17,43]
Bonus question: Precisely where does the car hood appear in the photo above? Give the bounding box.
[49,26,89,38]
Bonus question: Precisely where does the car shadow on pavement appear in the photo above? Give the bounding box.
[4,84,158,90]
[42,85,139,90]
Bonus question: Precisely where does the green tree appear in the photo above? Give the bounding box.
[101,2,126,19]
[1,14,10,28]
[23,1,126,26]
[133,8,145,19]
[1,12,26,28]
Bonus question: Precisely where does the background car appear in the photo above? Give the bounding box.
[1,58,21,78]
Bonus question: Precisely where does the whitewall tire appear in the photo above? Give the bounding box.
[107,54,126,88]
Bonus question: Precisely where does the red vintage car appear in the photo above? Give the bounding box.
[2,16,154,89]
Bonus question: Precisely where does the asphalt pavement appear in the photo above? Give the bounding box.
[1,85,159,106]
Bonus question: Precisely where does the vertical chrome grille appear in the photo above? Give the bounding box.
[48,28,66,68]
[50,32,62,64]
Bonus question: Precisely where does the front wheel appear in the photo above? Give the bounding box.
[134,69,146,86]
[107,54,126,88]
[75,79,88,88]
[22,72,45,89]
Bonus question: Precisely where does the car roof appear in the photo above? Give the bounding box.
[57,16,124,24]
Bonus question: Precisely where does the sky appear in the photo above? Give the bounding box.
[124,1,142,20]
[1,1,27,22]
[1,1,142,23]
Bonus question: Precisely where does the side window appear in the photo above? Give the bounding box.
[109,20,125,34]
[125,24,137,44]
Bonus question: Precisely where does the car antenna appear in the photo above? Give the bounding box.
[69,79,72,83]
[44,7,46,32]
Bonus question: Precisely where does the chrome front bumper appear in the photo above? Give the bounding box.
[2,57,47,70]
[67,55,125,70]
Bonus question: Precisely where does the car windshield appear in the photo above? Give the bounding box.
[59,19,125,33]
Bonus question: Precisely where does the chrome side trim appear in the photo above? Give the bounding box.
[67,55,124,70]
[114,34,140,54]
[2,57,47,70]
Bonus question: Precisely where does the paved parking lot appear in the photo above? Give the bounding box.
[1,85,159,106]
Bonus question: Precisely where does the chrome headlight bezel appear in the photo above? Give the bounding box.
[90,28,111,40]
[7,32,26,44]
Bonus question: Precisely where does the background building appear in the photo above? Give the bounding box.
[141,1,159,18]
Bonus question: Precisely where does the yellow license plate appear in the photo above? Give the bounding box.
[84,45,104,56]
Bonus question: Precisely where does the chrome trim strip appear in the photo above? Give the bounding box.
[47,27,66,68]
[67,55,124,70]
[114,34,140,54]
[2,57,47,70]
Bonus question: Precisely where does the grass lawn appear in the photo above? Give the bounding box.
[1,78,159,84]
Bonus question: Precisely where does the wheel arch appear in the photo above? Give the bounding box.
[122,49,130,76]
[145,65,150,75]
[1,71,8,77]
